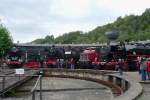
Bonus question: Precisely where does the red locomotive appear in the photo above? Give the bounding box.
[79,44,126,70]
[79,47,100,69]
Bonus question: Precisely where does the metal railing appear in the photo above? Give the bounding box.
[30,75,42,100]
[14,74,43,100]
[0,74,42,100]
[0,75,25,95]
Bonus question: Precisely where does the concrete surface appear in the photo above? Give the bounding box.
[123,72,150,100]
[2,77,112,100]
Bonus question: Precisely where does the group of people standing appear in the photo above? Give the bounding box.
[56,58,75,69]
[115,57,150,81]
[138,57,150,81]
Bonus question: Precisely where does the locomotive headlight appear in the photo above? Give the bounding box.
[7,59,10,62]
[19,59,22,62]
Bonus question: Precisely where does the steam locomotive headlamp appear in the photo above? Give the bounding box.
[7,59,10,62]
[19,59,23,62]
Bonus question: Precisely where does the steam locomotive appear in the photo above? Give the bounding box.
[125,43,150,70]
[6,47,24,68]
[44,45,81,68]
[64,46,81,68]
[45,46,59,68]
[23,50,41,69]
[6,41,150,71]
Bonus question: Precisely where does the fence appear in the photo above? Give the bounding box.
[30,75,42,100]
[0,74,42,100]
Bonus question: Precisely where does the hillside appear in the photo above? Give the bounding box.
[31,8,150,44]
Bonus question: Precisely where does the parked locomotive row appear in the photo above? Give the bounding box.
[5,43,150,71]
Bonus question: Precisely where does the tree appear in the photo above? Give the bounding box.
[43,35,54,44]
[0,24,12,58]
[31,8,150,44]
[31,35,55,44]
[55,31,83,44]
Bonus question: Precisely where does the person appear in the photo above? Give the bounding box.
[70,58,75,69]
[147,58,150,80]
[56,59,60,68]
[116,59,124,75]
[59,58,64,68]
[92,57,99,69]
[137,56,141,74]
[140,57,147,81]
[40,56,44,68]
[65,59,70,69]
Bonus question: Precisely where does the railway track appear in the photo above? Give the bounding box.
[0,67,39,96]
[0,67,15,75]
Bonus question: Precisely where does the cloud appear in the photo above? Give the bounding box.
[95,0,150,16]
[50,0,91,18]
[0,0,150,43]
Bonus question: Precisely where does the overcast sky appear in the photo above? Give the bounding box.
[0,0,150,43]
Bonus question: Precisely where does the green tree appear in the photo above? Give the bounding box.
[43,35,54,44]
[0,24,12,58]
[55,31,83,44]
[32,35,55,44]
[31,8,150,44]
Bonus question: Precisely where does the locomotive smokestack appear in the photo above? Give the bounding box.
[105,31,119,41]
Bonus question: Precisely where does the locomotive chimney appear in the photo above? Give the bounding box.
[105,31,119,41]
